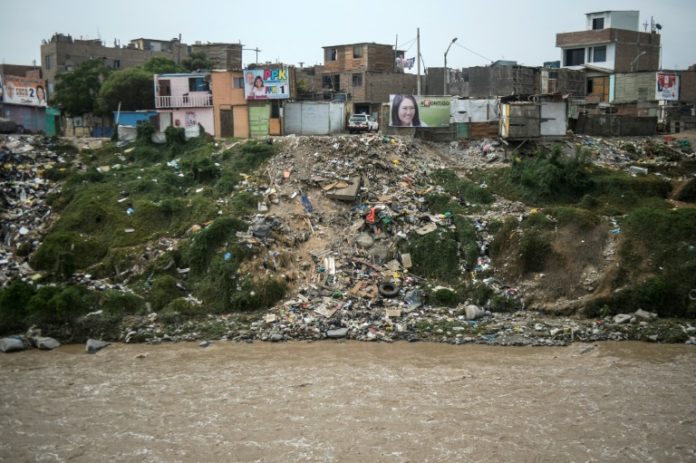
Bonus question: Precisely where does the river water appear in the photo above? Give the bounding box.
[1,342,694,462]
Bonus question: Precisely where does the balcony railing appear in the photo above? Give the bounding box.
[155,93,212,109]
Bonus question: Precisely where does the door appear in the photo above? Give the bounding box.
[220,109,233,137]
[249,103,270,138]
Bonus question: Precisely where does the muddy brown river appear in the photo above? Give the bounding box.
[1,342,694,462]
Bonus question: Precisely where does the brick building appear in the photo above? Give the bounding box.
[319,43,417,115]
[41,33,190,95]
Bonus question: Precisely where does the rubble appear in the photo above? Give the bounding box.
[2,131,696,347]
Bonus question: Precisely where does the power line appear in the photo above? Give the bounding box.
[453,42,493,63]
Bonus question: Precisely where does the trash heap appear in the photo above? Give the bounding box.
[201,134,534,343]
[0,135,75,284]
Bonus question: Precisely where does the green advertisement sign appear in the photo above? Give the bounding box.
[389,94,450,128]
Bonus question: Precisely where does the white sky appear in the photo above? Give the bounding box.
[1,0,695,70]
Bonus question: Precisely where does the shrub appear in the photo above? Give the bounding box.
[26,285,92,326]
[136,121,156,144]
[185,217,247,274]
[519,230,552,273]
[165,126,186,145]
[0,280,35,334]
[150,275,180,311]
[403,228,461,283]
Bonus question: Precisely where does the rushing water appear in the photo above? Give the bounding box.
[1,342,695,462]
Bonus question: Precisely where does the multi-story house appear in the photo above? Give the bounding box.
[154,72,214,135]
[41,33,190,96]
[320,42,417,115]
[556,10,660,102]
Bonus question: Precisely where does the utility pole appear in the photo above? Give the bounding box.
[243,47,261,65]
[444,37,457,95]
[416,28,421,96]
[394,34,398,72]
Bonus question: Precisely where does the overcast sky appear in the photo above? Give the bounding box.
[1,0,695,71]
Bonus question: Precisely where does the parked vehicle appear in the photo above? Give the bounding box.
[348,114,378,134]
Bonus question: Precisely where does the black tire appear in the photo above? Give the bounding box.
[379,281,400,298]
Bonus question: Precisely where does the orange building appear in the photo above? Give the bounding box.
[211,70,249,138]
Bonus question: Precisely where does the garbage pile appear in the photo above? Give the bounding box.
[190,134,531,343]
[0,135,77,285]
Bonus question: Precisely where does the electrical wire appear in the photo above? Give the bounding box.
[453,42,493,63]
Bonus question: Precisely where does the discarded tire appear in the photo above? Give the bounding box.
[379,281,400,298]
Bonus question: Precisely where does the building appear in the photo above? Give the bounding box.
[320,42,418,115]
[430,63,585,98]
[0,65,49,133]
[210,70,249,138]
[556,11,660,73]
[191,43,243,71]
[556,10,661,103]
[154,72,214,135]
[41,33,190,95]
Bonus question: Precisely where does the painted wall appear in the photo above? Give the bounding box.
[159,108,214,135]
[115,111,159,127]
[211,70,248,138]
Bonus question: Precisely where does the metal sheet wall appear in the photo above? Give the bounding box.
[284,102,345,135]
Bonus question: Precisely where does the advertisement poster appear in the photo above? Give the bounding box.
[389,94,451,127]
[1,76,48,107]
[656,72,679,101]
[243,67,290,100]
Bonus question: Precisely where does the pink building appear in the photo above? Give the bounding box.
[154,73,214,135]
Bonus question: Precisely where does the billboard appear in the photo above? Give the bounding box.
[1,76,47,107]
[656,72,679,101]
[389,94,451,127]
[243,67,290,100]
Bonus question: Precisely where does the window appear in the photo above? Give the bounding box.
[353,45,363,58]
[113,59,120,69]
[463,71,469,82]
[188,77,209,92]
[592,18,604,30]
[548,71,559,79]
[234,77,244,88]
[271,101,280,118]
[44,54,52,70]
[564,48,585,66]
[587,79,593,94]
[352,73,363,87]
[322,76,334,88]
[325,48,337,61]
[591,46,606,62]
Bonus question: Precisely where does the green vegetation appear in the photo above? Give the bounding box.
[474,144,671,215]
[588,208,696,317]
[7,135,289,339]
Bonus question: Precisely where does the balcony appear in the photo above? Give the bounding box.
[155,93,212,109]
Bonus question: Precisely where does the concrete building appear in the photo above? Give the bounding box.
[430,63,585,98]
[320,43,418,115]
[556,11,661,103]
[154,72,214,135]
[191,43,243,71]
[210,70,249,138]
[41,33,189,95]
[0,65,49,133]
[556,11,660,73]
